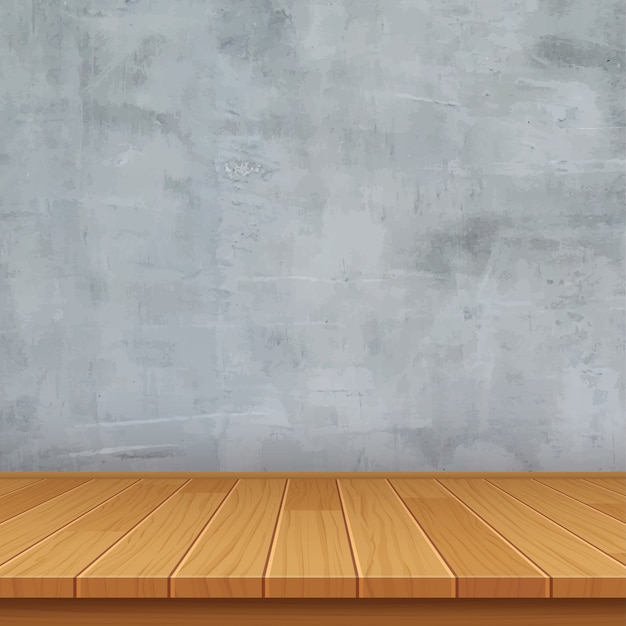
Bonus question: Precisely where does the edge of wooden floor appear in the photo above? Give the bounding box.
[1,599,625,626]
[1,472,625,478]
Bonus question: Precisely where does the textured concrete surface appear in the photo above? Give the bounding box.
[0,0,624,471]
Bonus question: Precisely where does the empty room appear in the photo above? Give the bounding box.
[0,0,624,624]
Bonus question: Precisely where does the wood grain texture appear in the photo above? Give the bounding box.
[389,478,549,598]
[0,479,138,568]
[0,479,92,524]
[0,475,624,603]
[337,479,454,598]
[1,599,624,626]
[535,479,626,523]
[487,479,626,565]
[582,478,626,496]
[0,479,188,598]
[171,479,287,598]
[76,479,236,598]
[265,479,356,598]
[438,478,626,598]
[0,479,44,498]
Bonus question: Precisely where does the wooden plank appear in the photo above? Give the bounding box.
[171,479,286,598]
[0,479,44,498]
[582,478,626,497]
[438,479,626,598]
[337,479,454,598]
[0,480,139,568]
[76,478,237,598]
[1,599,625,626]
[0,479,91,524]
[0,479,188,598]
[535,479,626,523]
[389,479,549,598]
[488,479,626,565]
[265,479,356,598]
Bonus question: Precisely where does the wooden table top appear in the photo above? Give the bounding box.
[0,473,624,599]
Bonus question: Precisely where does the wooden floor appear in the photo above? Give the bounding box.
[0,473,624,625]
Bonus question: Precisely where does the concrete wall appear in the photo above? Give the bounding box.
[0,0,623,472]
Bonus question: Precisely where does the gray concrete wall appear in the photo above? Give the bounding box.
[0,0,624,472]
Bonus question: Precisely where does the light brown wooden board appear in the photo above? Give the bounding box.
[265,479,356,597]
[0,479,188,597]
[535,479,626,523]
[337,479,454,598]
[582,478,626,496]
[171,479,287,598]
[389,478,549,597]
[0,479,92,524]
[171,479,286,598]
[0,479,138,568]
[487,479,626,565]
[77,479,236,598]
[0,479,44,498]
[438,478,626,598]
[0,476,624,600]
